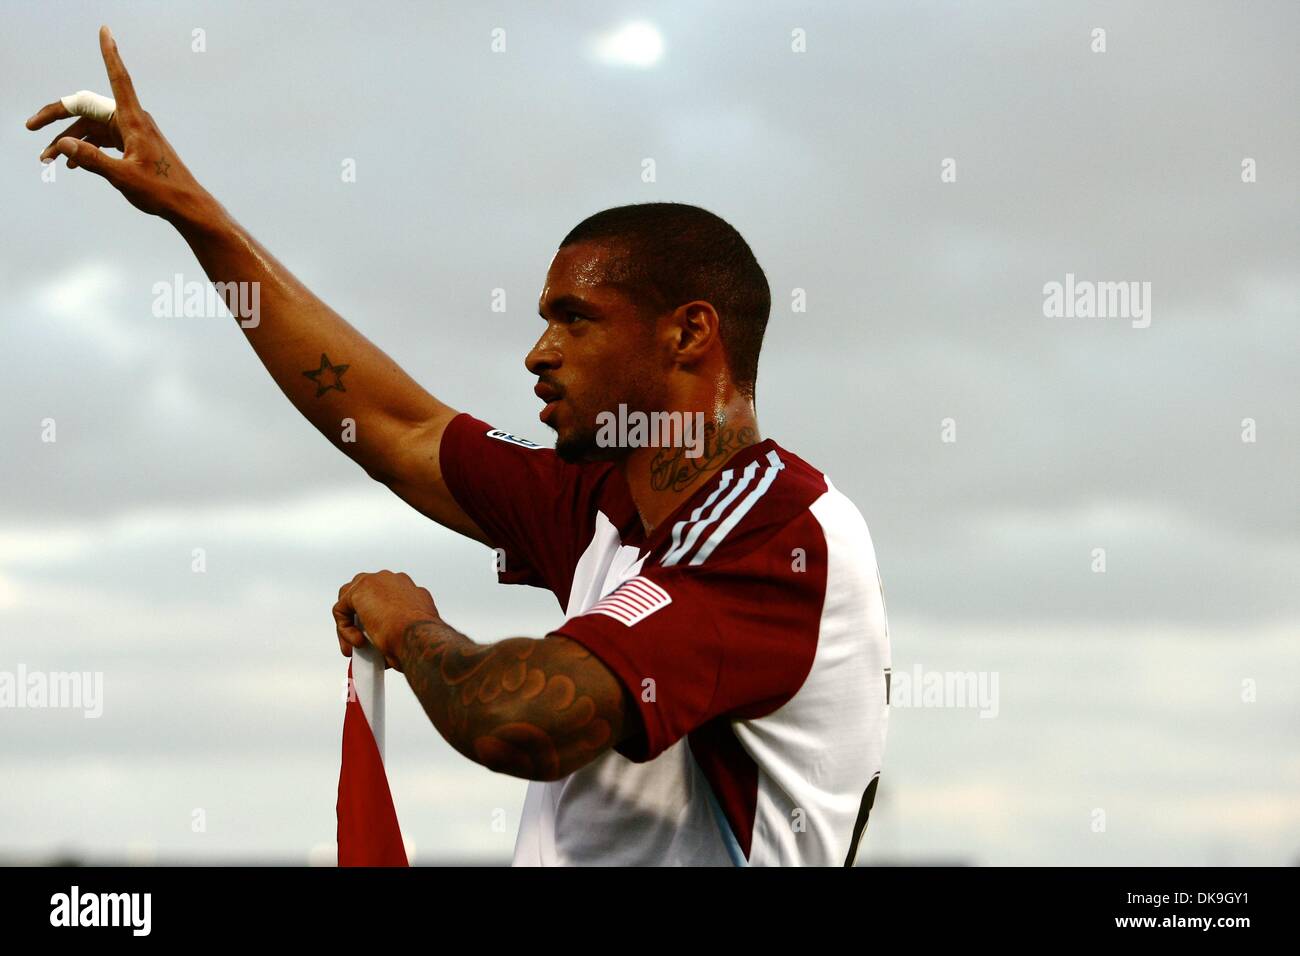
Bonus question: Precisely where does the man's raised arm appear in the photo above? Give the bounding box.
[27,26,487,543]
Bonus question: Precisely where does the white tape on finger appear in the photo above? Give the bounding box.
[60,90,116,124]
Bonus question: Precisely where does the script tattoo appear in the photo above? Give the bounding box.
[401,620,631,780]
[302,353,350,398]
[648,422,757,492]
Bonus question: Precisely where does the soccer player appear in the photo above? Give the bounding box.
[29,27,891,866]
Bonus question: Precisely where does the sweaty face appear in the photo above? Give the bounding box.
[528,242,665,463]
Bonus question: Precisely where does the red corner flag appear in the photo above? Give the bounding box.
[336,643,409,866]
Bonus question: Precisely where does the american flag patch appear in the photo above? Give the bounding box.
[584,576,672,626]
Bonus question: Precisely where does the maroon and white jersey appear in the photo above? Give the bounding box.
[440,413,891,866]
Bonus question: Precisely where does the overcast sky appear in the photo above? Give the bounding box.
[1,0,1296,865]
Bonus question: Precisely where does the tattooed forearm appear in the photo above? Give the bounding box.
[400,619,631,780]
[302,352,350,397]
[649,421,757,492]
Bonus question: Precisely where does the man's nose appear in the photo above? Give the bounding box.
[525,335,561,376]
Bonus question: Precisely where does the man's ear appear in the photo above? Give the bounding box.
[668,300,721,366]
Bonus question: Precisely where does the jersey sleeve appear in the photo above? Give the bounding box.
[438,413,614,600]
[552,511,828,762]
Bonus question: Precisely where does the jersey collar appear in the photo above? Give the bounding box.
[621,437,780,561]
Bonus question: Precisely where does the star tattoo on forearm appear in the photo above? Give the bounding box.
[303,353,350,397]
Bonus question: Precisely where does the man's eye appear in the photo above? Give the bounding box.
[566,312,586,323]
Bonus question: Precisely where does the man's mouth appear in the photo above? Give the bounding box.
[534,381,563,425]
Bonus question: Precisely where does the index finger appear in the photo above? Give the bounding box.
[25,100,72,131]
[98,25,142,116]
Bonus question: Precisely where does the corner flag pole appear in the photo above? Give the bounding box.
[336,614,408,865]
[352,615,385,759]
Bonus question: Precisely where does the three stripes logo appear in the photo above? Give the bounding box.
[582,449,786,627]
[586,576,673,626]
[662,450,785,567]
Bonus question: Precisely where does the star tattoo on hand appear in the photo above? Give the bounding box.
[154,156,170,177]
[303,353,350,397]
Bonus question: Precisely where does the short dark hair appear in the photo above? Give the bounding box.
[560,203,771,399]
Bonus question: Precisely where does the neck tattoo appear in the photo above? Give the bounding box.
[648,421,757,493]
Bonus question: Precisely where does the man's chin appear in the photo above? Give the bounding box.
[554,429,623,465]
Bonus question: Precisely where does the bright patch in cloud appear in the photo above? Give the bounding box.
[29,261,142,362]
[594,21,664,68]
